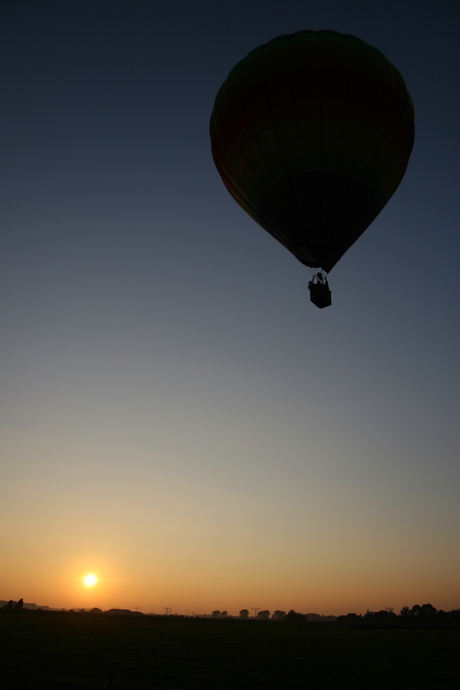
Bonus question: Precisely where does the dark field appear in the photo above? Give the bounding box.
[0,612,459,689]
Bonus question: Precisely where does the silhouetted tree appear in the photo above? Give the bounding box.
[364,609,397,621]
[284,610,306,621]
[336,613,362,623]
[272,610,286,620]
[211,610,221,618]
[2,600,14,610]
[399,603,438,623]
[239,609,249,618]
[420,603,437,616]
[221,610,228,618]
[257,610,270,619]
[336,613,362,626]
[449,609,460,622]
[13,599,24,611]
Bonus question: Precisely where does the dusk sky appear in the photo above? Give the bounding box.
[1,0,459,615]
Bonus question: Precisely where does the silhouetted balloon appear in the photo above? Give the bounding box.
[210,30,414,275]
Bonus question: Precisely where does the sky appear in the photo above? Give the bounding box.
[1,0,459,616]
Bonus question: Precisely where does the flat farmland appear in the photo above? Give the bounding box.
[0,613,459,689]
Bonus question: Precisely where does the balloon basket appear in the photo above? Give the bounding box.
[309,282,332,309]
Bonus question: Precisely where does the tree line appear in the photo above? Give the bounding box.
[337,604,460,625]
[3,600,459,624]
[212,609,334,620]
[1,599,24,610]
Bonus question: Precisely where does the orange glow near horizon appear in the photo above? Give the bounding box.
[1,548,459,615]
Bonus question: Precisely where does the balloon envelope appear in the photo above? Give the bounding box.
[210,30,415,273]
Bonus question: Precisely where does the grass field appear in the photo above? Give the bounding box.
[0,612,459,689]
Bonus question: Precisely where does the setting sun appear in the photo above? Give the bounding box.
[83,574,98,587]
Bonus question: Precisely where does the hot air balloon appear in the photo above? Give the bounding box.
[210,30,414,308]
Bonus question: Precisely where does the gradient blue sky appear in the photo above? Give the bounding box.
[1,0,459,615]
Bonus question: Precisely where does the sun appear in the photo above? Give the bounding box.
[83,573,98,587]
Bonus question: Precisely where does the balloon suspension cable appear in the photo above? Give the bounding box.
[312,270,328,284]
[307,267,328,280]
